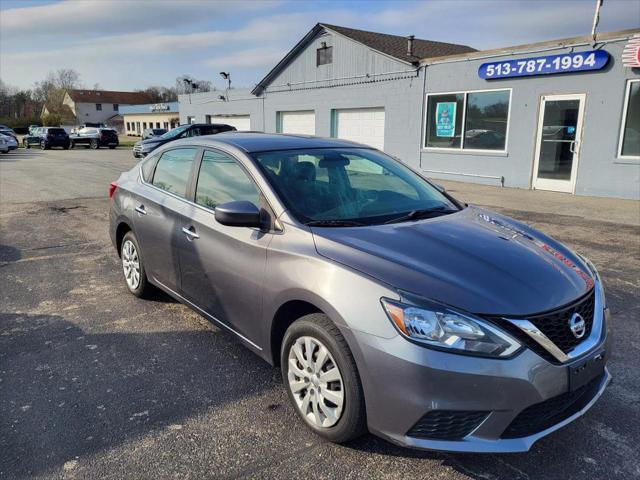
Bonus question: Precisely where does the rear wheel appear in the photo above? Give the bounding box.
[40,140,47,150]
[120,231,152,298]
[109,145,116,149]
[69,140,74,149]
[281,314,366,443]
[90,139,99,149]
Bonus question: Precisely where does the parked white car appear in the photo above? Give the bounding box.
[0,133,18,153]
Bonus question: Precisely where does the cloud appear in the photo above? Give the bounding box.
[0,0,638,91]
[0,0,282,40]
[204,47,289,69]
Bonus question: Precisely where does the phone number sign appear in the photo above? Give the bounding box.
[478,50,609,79]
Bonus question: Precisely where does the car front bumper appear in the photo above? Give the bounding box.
[345,294,611,453]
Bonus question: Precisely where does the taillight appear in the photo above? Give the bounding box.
[108,182,118,199]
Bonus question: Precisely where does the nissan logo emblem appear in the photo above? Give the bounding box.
[569,313,586,339]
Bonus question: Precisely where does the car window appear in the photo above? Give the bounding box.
[195,150,260,210]
[151,148,198,197]
[253,148,458,224]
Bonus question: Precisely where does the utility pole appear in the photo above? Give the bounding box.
[591,0,603,44]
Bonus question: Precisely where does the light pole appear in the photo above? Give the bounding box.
[219,72,231,101]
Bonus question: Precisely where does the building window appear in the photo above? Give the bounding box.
[126,122,131,131]
[164,122,169,129]
[424,89,511,151]
[136,122,140,133]
[619,79,640,159]
[143,122,147,130]
[316,45,333,66]
[156,122,161,128]
[113,104,119,111]
[187,116,195,124]
[96,103,102,111]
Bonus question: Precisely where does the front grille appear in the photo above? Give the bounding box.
[407,410,489,440]
[488,289,596,363]
[501,373,604,438]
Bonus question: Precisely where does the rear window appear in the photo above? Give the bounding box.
[49,128,66,134]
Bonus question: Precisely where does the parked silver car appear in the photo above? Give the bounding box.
[109,133,610,453]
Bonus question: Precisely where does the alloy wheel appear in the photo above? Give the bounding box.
[121,239,141,290]
[287,336,344,428]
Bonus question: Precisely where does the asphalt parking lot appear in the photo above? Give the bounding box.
[1,147,639,479]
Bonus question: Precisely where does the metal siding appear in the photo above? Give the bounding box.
[269,30,409,88]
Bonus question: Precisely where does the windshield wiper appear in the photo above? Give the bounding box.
[305,219,367,227]
[383,206,455,225]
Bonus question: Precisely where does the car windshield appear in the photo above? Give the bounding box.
[159,125,189,140]
[252,148,460,225]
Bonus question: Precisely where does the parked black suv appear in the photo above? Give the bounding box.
[40,127,70,150]
[70,127,119,149]
[132,123,235,158]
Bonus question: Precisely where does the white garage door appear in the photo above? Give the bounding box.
[209,115,251,131]
[279,111,315,135]
[334,107,385,150]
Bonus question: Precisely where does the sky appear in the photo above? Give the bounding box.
[1,0,638,92]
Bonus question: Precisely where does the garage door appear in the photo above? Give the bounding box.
[334,107,385,150]
[278,111,315,135]
[208,115,251,131]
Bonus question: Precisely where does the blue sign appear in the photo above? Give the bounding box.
[478,50,609,80]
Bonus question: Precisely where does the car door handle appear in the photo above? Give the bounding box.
[135,205,147,215]
[182,227,199,239]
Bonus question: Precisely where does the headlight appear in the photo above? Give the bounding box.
[381,298,521,358]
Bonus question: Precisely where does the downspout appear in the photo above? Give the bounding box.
[418,64,427,170]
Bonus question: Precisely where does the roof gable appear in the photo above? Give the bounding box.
[252,23,475,94]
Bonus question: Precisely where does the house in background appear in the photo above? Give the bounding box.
[120,101,180,136]
[42,89,153,131]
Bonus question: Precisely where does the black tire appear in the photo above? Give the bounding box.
[90,139,99,149]
[120,231,153,298]
[63,144,70,150]
[69,141,74,149]
[281,313,366,443]
[109,145,116,149]
[40,140,47,150]
[25,142,30,149]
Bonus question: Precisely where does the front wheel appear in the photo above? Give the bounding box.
[120,231,153,298]
[90,139,99,149]
[281,314,366,443]
[40,140,47,150]
[69,141,74,149]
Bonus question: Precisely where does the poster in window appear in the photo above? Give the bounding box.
[435,102,456,137]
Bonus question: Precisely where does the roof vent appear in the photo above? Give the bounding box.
[407,35,415,57]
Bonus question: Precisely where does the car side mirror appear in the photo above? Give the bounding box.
[215,200,261,228]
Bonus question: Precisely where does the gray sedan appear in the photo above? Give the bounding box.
[108,133,610,452]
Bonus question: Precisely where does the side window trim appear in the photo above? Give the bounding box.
[185,147,204,202]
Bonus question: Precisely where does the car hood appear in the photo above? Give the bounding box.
[136,138,164,147]
[311,206,594,316]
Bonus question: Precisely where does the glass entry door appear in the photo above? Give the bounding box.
[532,94,586,193]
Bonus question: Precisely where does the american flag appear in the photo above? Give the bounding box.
[622,33,640,68]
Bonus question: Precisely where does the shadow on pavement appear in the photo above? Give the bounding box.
[0,313,272,479]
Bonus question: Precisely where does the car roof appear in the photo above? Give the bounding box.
[185,132,371,153]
